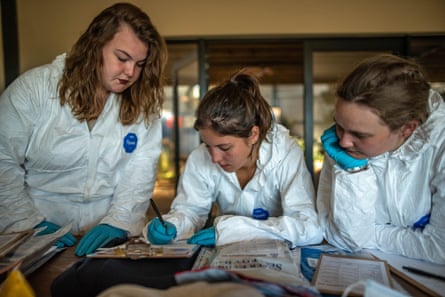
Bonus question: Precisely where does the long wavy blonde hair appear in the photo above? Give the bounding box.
[58,2,167,125]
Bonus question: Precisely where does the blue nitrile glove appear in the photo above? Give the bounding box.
[321,125,368,172]
[34,220,77,248]
[187,226,215,247]
[147,218,177,244]
[75,224,127,256]
[413,213,431,230]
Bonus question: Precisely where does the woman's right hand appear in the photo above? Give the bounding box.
[321,125,368,172]
[147,218,177,244]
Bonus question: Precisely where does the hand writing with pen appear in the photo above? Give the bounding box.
[147,199,177,244]
[147,218,177,244]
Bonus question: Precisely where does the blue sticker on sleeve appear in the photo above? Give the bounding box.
[123,132,138,153]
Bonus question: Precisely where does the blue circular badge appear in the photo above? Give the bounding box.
[252,208,269,220]
[123,133,138,153]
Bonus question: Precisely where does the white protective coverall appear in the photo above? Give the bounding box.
[144,123,323,247]
[0,54,162,236]
[317,90,445,264]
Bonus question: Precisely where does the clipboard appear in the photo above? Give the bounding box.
[389,266,442,297]
[87,237,200,259]
[369,250,445,297]
[312,254,392,296]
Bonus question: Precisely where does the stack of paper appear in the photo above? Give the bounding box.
[0,224,72,276]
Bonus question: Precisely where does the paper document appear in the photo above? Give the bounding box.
[0,230,34,258]
[0,223,72,275]
[312,254,391,296]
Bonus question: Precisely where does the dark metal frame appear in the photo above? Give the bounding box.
[1,0,20,87]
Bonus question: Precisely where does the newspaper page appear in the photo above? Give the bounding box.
[193,239,309,285]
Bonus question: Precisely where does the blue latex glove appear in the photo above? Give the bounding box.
[413,213,430,230]
[321,125,368,172]
[187,226,215,247]
[34,220,77,248]
[75,224,127,256]
[147,218,177,244]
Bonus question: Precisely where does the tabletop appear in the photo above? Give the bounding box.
[25,243,434,297]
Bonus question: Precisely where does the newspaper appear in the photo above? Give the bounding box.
[192,239,309,286]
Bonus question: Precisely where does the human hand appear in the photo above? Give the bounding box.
[187,226,215,247]
[34,220,77,248]
[147,218,177,244]
[75,224,127,256]
[321,125,368,172]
